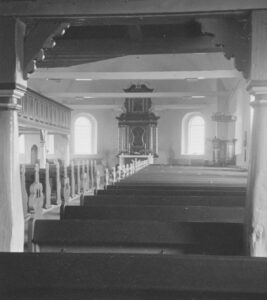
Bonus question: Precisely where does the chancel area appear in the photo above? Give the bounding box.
[2,1,267,298]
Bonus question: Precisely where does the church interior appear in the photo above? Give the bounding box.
[2,1,267,299]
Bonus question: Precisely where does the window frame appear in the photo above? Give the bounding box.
[181,112,206,156]
[73,114,97,156]
[47,134,55,155]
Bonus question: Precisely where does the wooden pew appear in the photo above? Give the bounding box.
[97,188,246,197]
[62,205,244,224]
[82,194,245,207]
[24,164,36,211]
[32,219,243,255]
[39,163,51,209]
[22,164,44,214]
[20,164,28,216]
[90,159,95,189]
[2,253,267,299]
[69,161,75,198]
[28,164,44,218]
[48,162,61,205]
[60,163,70,205]
[107,184,245,192]
[32,219,197,254]
[74,161,81,194]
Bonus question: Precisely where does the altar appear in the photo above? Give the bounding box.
[118,154,154,166]
[116,84,159,163]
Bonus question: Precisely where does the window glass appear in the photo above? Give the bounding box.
[19,134,25,154]
[47,135,54,154]
[74,116,92,154]
[188,116,205,155]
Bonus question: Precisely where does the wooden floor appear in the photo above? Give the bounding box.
[119,165,247,187]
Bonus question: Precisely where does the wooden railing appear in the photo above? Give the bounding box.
[103,156,151,188]
[19,88,71,134]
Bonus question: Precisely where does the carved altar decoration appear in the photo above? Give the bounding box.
[211,112,237,122]
[117,84,159,160]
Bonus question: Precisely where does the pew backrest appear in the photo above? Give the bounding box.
[32,219,198,254]
[83,194,245,207]
[62,205,245,223]
[2,253,267,299]
[33,219,244,255]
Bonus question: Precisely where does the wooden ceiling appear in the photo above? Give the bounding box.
[37,20,220,68]
[25,7,250,110]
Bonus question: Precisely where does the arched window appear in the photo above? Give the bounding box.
[74,115,97,155]
[182,113,205,155]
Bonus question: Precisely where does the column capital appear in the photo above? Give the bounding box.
[247,80,267,107]
[0,83,26,110]
[247,80,267,95]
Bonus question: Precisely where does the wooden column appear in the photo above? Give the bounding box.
[246,85,267,256]
[2,107,26,250]
[0,17,26,251]
[246,10,267,256]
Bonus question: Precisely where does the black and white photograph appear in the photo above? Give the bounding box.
[0,1,267,299]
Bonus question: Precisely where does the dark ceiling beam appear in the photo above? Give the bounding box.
[68,13,248,27]
[198,16,251,78]
[24,22,69,77]
[0,0,266,17]
[38,35,222,68]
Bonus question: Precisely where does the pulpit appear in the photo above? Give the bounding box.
[212,137,237,166]
[117,84,159,159]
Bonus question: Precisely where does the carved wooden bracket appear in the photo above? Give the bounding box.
[198,16,251,79]
[24,21,70,79]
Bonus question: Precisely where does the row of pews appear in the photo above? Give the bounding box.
[21,158,150,218]
[3,164,267,298]
[38,172,245,256]
[21,160,99,220]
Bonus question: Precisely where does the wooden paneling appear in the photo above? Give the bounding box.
[0,0,267,17]
[19,89,71,134]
